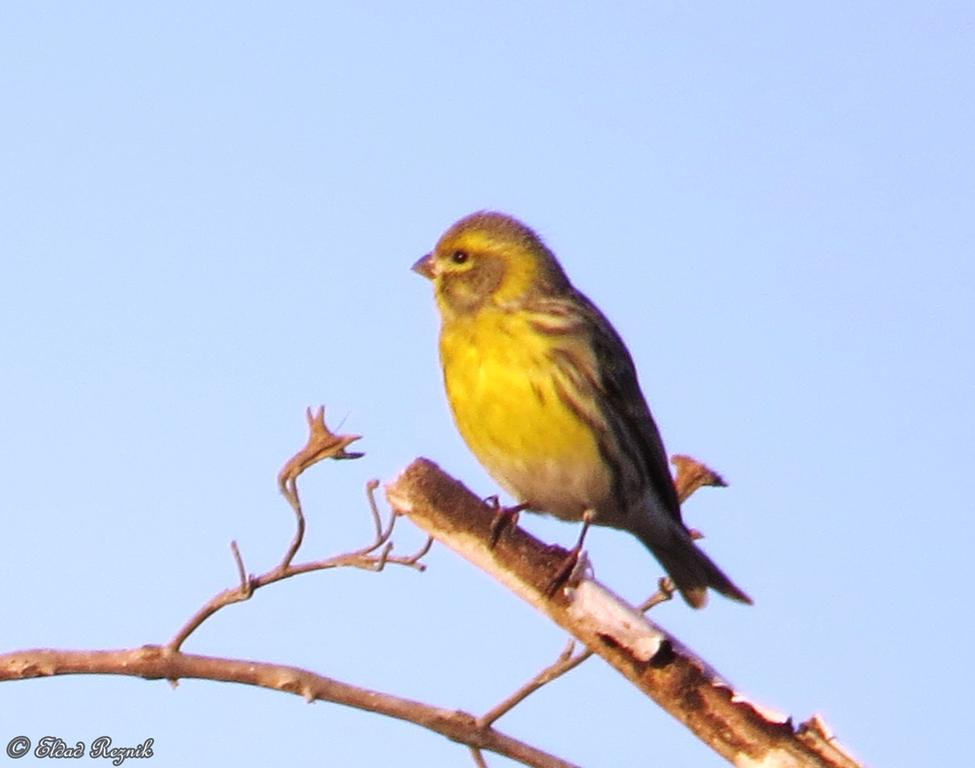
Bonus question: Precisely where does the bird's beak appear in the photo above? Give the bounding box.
[412,253,435,280]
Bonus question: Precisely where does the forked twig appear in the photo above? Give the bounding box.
[278,406,364,570]
[167,407,429,652]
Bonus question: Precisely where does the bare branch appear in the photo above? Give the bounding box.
[167,514,428,652]
[0,648,578,768]
[386,459,863,768]
[277,406,363,570]
[168,409,424,652]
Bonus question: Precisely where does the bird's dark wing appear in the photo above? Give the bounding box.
[572,290,685,524]
[522,289,684,524]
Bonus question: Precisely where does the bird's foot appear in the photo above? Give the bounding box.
[485,497,528,548]
[544,511,594,597]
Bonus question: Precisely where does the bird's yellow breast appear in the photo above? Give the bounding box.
[439,307,609,517]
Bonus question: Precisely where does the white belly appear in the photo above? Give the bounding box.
[488,452,612,523]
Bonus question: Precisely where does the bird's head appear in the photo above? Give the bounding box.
[413,211,571,318]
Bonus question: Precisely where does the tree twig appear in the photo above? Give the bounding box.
[168,529,431,651]
[277,406,363,570]
[168,408,425,652]
[0,648,578,768]
[479,640,591,728]
[230,540,251,598]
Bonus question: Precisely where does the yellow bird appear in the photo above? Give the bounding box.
[413,211,750,608]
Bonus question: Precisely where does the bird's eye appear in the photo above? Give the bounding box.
[451,250,469,264]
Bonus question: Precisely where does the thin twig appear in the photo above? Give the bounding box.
[404,535,435,565]
[279,481,306,571]
[277,406,364,570]
[638,578,676,612]
[366,479,384,540]
[373,542,394,572]
[167,514,428,651]
[479,640,592,728]
[168,408,427,652]
[342,481,399,560]
[469,746,489,767]
[482,578,676,726]
[0,647,580,768]
[230,540,252,598]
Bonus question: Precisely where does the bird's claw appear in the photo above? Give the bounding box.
[544,510,594,597]
[487,500,527,548]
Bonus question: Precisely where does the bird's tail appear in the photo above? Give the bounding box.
[638,524,752,609]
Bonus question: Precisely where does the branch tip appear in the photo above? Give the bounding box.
[278,406,364,497]
[230,540,252,598]
[670,454,728,504]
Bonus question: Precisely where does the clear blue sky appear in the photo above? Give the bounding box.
[2,3,972,766]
